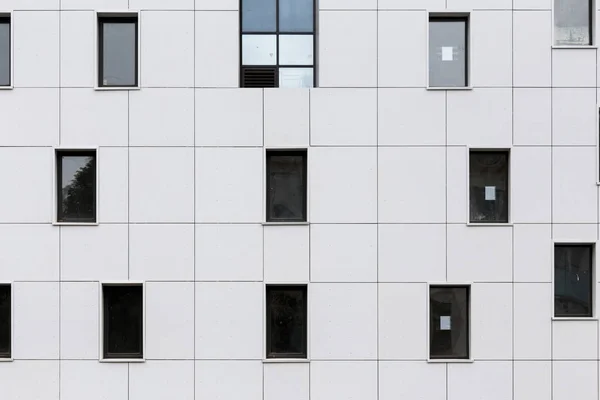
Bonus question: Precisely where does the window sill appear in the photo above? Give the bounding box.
[552,317,598,321]
[466,222,513,227]
[52,222,99,226]
[94,86,140,91]
[427,358,474,363]
[99,358,145,363]
[426,86,472,91]
[552,45,597,49]
[263,358,310,364]
[262,221,309,226]
[0,357,13,362]
[0,85,13,90]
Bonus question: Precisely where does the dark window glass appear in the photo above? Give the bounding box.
[0,285,10,358]
[430,286,469,359]
[429,17,468,87]
[555,244,593,317]
[469,151,509,223]
[0,17,10,87]
[103,285,143,359]
[267,150,307,222]
[266,285,307,358]
[99,17,138,87]
[554,0,592,45]
[57,150,96,223]
[243,0,276,32]
[279,0,313,32]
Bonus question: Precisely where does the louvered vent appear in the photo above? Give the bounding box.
[242,67,278,88]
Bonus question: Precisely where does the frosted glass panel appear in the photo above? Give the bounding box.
[279,68,313,88]
[279,35,313,65]
[242,35,277,65]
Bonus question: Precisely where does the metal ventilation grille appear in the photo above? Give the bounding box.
[241,67,278,88]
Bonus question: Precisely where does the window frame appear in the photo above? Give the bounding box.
[239,0,317,88]
[552,0,596,47]
[427,11,471,90]
[0,12,12,89]
[265,284,308,360]
[467,148,511,226]
[427,283,472,363]
[265,149,308,223]
[54,148,98,226]
[96,11,140,90]
[553,242,596,320]
[0,282,12,362]
[100,282,145,362]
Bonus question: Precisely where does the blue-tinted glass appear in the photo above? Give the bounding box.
[0,21,9,86]
[101,21,137,86]
[279,0,313,32]
[243,0,276,32]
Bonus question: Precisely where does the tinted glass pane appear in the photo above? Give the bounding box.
[101,20,137,86]
[267,286,307,358]
[279,67,313,88]
[430,286,469,359]
[267,152,306,222]
[0,285,10,357]
[469,151,509,223]
[104,285,143,358]
[242,34,277,65]
[555,245,593,317]
[554,0,591,45]
[429,19,467,87]
[242,0,276,32]
[279,35,313,65]
[58,153,96,222]
[279,0,313,32]
[0,21,9,86]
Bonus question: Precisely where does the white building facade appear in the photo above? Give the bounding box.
[0,0,598,399]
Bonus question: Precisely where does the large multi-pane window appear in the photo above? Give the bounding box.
[56,150,97,223]
[429,285,470,360]
[0,16,10,87]
[98,15,138,88]
[469,150,509,224]
[555,244,594,318]
[554,0,593,45]
[428,15,469,88]
[240,0,315,88]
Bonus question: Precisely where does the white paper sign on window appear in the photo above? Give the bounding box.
[485,186,496,201]
[442,47,453,61]
[440,316,451,330]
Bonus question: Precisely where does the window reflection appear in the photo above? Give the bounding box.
[57,152,96,223]
[279,0,313,32]
[554,0,591,45]
[555,245,593,317]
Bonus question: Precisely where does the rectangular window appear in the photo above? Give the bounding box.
[241,0,315,88]
[554,0,593,45]
[0,284,10,359]
[266,285,307,359]
[428,16,469,88]
[266,150,307,222]
[102,284,143,360]
[429,285,469,360]
[98,15,138,87]
[469,150,509,224]
[555,244,594,317]
[0,16,10,87]
[56,150,97,223]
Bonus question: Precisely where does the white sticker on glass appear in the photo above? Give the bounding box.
[440,316,451,330]
[442,47,453,61]
[485,186,496,201]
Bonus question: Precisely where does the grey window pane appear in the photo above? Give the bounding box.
[266,286,307,358]
[242,0,276,32]
[469,151,509,223]
[555,245,593,317]
[242,34,277,65]
[101,21,137,86]
[279,67,313,88]
[58,153,96,222]
[0,21,9,86]
[430,286,469,359]
[554,0,591,45]
[279,35,313,65]
[267,152,306,222]
[279,0,313,32]
[429,19,467,87]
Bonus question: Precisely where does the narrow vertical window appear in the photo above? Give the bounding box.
[98,15,138,87]
[241,0,315,88]
[266,285,307,359]
[428,15,469,88]
[266,150,307,222]
[429,285,469,360]
[555,244,594,317]
[56,150,97,223]
[0,16,10,87]
[554,0,593,45]
[469,150,510,224]
[103,284,143,359]
[0,284,10,359]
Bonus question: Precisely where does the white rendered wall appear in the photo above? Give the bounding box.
[0,0,597,399]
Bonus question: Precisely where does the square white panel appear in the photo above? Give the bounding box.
[130,0,193,9]
[98,148,128,223]
[319,0,376,8]
[195,283,262,359]
[513,11,551,87]
[61,361,127,400]
[448,362,512,400]
[471,283,513,359]
[514,224,552,282]
[264,225,309,283]
[514,283,552,359]
[514,0,551,8]
[129,361,194,400]
[553,49,596,87]
[61,11,95,87]
[311,361,377,400]
[310,283,377,359]
[196,148,263,223]
[447,0,511,7]
[60,283,99,360]
[310,88,377,146]
[379,362,446,400]
[379,0,445,7]
[264,363,309,400]
[513,88,551,145]
[0,361,58,400]
[62,0,128,8]
[552,88,597,145]
[195,11,238,87]
[553,361,598,400]
[470,11,512,87]
[553,321,598,360]
[0,89,58,146]
[379,147,446,223]
[511,147,551,223]
[196,361,262,400]
[514,361,551,400]
[264,88,309,147]
[0,225,58,281]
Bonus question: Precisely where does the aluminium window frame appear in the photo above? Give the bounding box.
[95,11,141,90]
[99,281,146,362]
[0,12,13,90]
[265,148,308,223]
[552,0,596,48]
[0,282,12,362]
[239,0,317,88]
